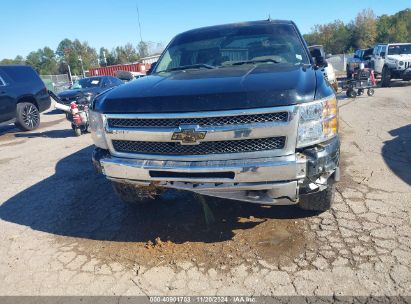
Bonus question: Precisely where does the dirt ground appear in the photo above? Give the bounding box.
[0,82,410,297]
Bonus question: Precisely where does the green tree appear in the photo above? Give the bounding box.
[351,9,377,49]
[56,38,98,74]
[304,20,352,54]
[138,41,149,58]
[0,55,25,64]
[377,9,411,43]
[25,51,42,71]
[56,38,80,75]
[25,47,59,74]
[114,43,140,64]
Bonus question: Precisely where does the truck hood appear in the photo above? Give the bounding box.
[95,64,318,113]
[387,54,411,61]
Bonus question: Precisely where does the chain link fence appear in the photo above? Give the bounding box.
[40,74,71,93]
[326,54,355,74]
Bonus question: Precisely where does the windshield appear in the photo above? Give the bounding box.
[70,77,102,89]
[388,44,411,55]
[155,23,310,73]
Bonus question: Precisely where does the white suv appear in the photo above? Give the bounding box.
[371,43,411,87]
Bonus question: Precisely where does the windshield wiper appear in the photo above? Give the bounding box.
[161,64,217,72]
[229,59,280,66]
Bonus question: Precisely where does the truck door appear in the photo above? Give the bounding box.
[374,46,386,74]
[0,72,15,123]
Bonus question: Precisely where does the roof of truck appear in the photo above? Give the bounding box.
[178,20,296,36]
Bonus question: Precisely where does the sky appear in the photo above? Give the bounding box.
[1,0,410,59]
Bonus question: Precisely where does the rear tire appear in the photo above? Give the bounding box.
[298,179,335,212]
[381,66,391,87]
[15,102,40,131]
[111,181,162,205]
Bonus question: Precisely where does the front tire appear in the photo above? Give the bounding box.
[74,128,82,137]
[381,66,391,87]
[15,102,40,131]
[367,88,375,96]
[111,181,162,205]
[346,89,357,98]
[298,179,336,212]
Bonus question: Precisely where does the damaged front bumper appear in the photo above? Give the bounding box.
[93,136,340,205]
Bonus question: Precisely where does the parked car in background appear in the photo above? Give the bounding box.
[346,48,373,78]
[370,43,411,87]
[0,65,51,131]
[57,76,123,105]
[91,20,340,212]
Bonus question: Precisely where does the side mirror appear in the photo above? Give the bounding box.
[310,48,328,68]
[147,61,157,75]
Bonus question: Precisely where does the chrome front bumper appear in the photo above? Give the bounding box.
[93,150,309,205]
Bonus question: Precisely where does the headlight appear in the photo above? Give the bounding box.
[399,61,404,66]
[297,96,338,148]
[89,110,108,149]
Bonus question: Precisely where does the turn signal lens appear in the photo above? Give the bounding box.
[323,117,338,137]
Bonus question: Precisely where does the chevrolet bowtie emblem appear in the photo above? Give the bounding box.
[171,128,207,144]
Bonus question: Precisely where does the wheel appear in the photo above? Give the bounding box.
[357,89,364,96]
[346,89,357,98]
[74,127,82,136]
[15,102,40,131]
[298,179,336,212]
[381,66,391,87]
[111,181,162,205]
[367,88,375,96]
[82,125,89,133]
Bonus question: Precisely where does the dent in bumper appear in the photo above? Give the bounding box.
[92,136,339,205]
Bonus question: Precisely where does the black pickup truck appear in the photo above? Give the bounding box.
[90,20,340,212]
[0,65,51,130]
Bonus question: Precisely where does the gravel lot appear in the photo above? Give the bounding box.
[0,83,410,297]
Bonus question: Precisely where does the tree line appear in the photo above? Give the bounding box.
[0,39,164,76]
[303,8,411,54]
[2,8,410,74]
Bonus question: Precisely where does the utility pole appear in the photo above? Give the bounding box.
[136,2,143,43]
[78,56,85,78]
[67,63,72,83]
[103,50,107,66]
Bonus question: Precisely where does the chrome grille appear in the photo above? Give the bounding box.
[112,137,286,156]
[107,112,288,128]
